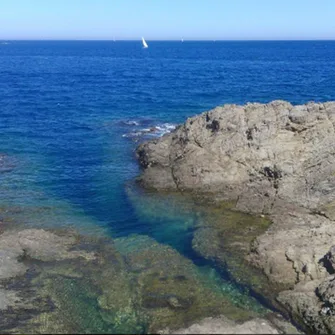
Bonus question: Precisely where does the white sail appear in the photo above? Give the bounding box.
[142,37,148,48]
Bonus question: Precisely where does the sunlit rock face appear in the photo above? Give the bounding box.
[136,100,335,334]
[137,101,335,215]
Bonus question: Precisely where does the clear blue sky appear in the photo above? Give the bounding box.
[1,0,335,40]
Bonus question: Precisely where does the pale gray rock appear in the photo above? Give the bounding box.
[276,247,335,334]
[137,101,335,214]
[0,289,22,310]
[0,248,27,280]
[137,101,335,287]
[249,212,334,286]
[160,315,300,334]
[0,229,95,280]
[136,100,335,333]
[16,229,95,262]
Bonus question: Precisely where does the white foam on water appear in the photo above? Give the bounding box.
[123,120,140,126]
[122,132,143,138]
[122,122,177,139]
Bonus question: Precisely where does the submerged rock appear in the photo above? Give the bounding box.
[115,235,266,333]
[0,229,142,334]
[0,228,287,334]
[191,203,286,301]
[0,229,95,281]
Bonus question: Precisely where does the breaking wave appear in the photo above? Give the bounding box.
[121,119,177,140]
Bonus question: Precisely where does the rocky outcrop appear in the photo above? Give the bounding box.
[136,101,335,333]
[137,100,335,215]
[274,245,335,334]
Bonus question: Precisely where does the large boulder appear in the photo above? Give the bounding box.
[137,101,335,215]
[136,101,335,333]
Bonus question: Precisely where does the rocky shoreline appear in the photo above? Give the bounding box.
[136,100,335,334]
[0,224,299,334]
[0,150,299,334]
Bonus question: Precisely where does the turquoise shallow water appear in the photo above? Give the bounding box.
[1,40,335,331]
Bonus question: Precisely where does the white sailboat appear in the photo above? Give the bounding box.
[142,37,148,48]
[181,38,184,42]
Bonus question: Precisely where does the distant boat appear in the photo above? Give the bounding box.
[181,38,184,42]
[113,37,116,42]
[142,37,148,48]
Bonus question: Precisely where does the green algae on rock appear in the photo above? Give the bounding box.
[115,234,268,333]
[191,202,289,300]
[0,227,274,334]
[126,182,285,300]
[0,230,144,334]
[125,183,199,253]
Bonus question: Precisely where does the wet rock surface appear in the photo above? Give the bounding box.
[0,227,293,334]
[136,101,335,333]
[114,235,266,333]
[191,203,287,302]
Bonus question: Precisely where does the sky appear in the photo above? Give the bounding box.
[0,0,335,40]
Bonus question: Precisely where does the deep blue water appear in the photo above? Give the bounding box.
[1,40,335,324]
[1,40,335,243]
[1,41,335,233]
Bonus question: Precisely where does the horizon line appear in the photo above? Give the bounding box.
[1,38,335,42]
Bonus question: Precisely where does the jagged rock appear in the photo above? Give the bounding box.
[276,246,335,334]
[278,280,327,334]
[249,212,334,286]
[136,101,335,215]
[136,101,335,333]
[317,275,335,309]
[323,246,335,273]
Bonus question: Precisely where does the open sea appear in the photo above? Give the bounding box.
[1,40,335,332]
